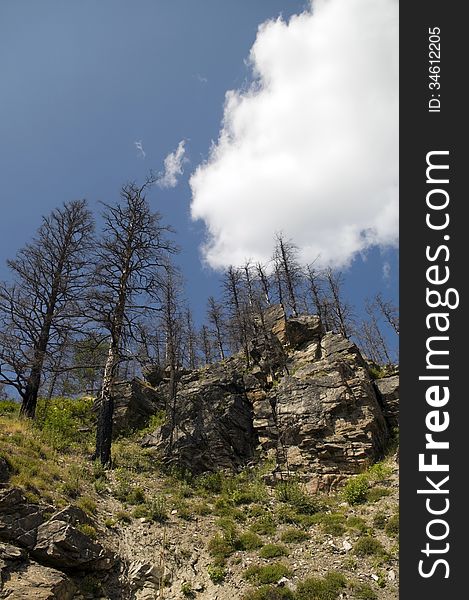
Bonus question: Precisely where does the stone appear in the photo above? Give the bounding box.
[0,488,50,549]
[0,559,76,600]
[102,379,164,435]
[128,560,165,590]
[140,309,392,476]
[32,519,114,571]
[374,375,399,429]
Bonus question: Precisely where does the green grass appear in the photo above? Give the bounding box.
[349,581,378,599]
[259,543,289,558]
[238,531,264,551]
[311,512,347,536]
[353,536,386,557]
[280,528,310,544]
[242,586,295,600]
[295,572,347,600]
[385,513,399,537]
[244,563,292,585]
[207,564,226,584]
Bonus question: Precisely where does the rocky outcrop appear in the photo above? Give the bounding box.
[110,379,163,435]
[32,518,113,571]
[142,363,258,474]
[0,488,50,549]
[0,557,76,600]
[0,490,114,599]
[140,305,394,477]
[374,374,399,429]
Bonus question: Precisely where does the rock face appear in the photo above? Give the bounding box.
[141,305,394,477]
[374,374,399,429]
[0,490,113,599]
[142,365,257,474]
[110,379,163,435]
[0,558,76,600]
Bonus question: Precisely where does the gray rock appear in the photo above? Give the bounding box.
[101,379,163,435]
[374,375,399,429]
[0,559,76,600]
[0,488,50,549]
[32,519,114,571]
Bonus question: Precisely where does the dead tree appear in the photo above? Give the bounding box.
[375,293,399,336]
[325,268,354,338]
[92,177,175,466]
[0,200,93,417]
[255,262,271,306]
[207,296,226,361]
[199,325,213,365]
[273,233,301,316]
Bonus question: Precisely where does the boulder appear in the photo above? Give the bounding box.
[253,332,389,474]
[374,374,399,429]
[32,519,114,571]
[0,488,50,549]
[0,559,76,600]
[142,363,258,474]
[106,379,163,435]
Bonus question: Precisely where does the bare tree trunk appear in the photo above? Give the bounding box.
[94,344,118,466]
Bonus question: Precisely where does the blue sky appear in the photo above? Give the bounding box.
[0,0,398,345]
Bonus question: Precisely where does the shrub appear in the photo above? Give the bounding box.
[372,512,387,530]
[127,486,146,505]
[242,586,295,600]
[35,396,94,451]
[207,564,226,584]
[347,516,369,534]
[181,582,196,598]
[259,544,289,558]
[311,513,346,536]
[238,531,264,551]
[367,487,391,503]
[197,471,224,494]
[296,572,347,600]
[343,475,369,505]
[77,524,97,539]
[115,510,131,523]
[349,581,378,599]
[275,481,319,515]
[367,462,392,482]
[280,528,309,544]
[208,534,234,563]
[0,400,19,415]
[243,563,292,585]
[76,496,97,516]
[147,496,168,523]
[385,513,399,537]
[250,514,277,536]
[353,536,386,557]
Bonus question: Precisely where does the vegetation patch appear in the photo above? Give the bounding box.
[259,543,289,558]
[280,528,310,544]
[242,586,295,600]
[295,572,347,600]
[353,536,386,557]
[244,563,292,585]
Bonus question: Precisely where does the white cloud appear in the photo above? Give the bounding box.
[135,140,146,159]
[190,0,398,270]
[158,140,186,188]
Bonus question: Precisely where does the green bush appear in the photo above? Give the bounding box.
[76,496,97,516]
[343,475,369,505]
[0,400,19,416]
[366,487,391,503]
[349,581,378,599]
[372,512,387,530]
[259,544,289,558]
[243,563,292,585]
[242,586,295,600]
[77,523,97,539]
[280,528,309,544]
[296,572,347,600]
[311,513,346,536]
[275,481,319,515]
[250,514,277,535]
[238,531,264,551]
[181,582,196,598]
[207,564,226,584]
[353,536,386,557]
[197,471,224,494]
[35,396,94,451]
[347,516,369,534]
[385,513,399,537]
[147,496,168,523]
